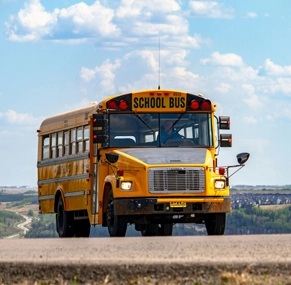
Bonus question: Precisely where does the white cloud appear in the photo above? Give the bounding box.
[243,116,258,124]
[215,83,231,94]
[259,59,291,77]
[201,52,244,67]
[4,0,209,49]
[188,1,235,19]
[5,0,119,42]
[246,12,257,18]
[80,59,121,95]
[0,109,42,125]
[116,0,181,18]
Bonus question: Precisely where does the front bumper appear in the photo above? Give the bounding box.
[114,197,231,215]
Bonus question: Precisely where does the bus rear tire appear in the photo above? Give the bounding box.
[56,196,74,238]
[106,190,127,237]
[205,213,226,235]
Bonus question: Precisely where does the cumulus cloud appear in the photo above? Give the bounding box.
[259,59,291,77]
[200,52,244,67]
[243,116,258,124]
[80,59,121,95]
[4,0,209,49]
[188,1,235,19]
[5,0,119,42]
[0,109,42,125]
[246,12,257,18]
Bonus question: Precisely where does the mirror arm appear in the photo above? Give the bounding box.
[226,164,245,179]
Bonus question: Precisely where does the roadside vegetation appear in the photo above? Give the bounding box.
[0,211,25,238]
[1,187,291,238]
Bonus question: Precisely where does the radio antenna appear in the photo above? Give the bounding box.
[158,37,160,90]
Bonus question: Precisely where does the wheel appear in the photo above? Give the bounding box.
[74,219,91,237]
[205,213,226,235]
[56,196,74,238]
[158,223,173,236]
[141,224,159,236]
[106,189,127,237]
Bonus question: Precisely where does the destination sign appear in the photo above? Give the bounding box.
[132,92,187,112]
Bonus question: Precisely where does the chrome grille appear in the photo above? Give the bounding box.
[148,167,205,193]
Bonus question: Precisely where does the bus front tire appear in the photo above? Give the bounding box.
[205,213,226,235]
[106,190,127,237]
[56,196,74,238]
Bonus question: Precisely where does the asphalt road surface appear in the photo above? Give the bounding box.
[0,235,291,285]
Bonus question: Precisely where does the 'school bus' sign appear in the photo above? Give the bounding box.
[132,91,186,112]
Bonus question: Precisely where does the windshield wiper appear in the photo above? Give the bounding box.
[168,112,186,134]
[134,113,155,133]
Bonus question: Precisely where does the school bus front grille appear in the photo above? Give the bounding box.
[148,167,205,193]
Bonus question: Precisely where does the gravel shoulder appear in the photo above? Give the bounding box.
[0,235,291,284]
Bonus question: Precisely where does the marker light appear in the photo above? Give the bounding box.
[108,100,117,109]
[215,180,225,190]
[201,100,211,110]
[119,100,128,110]
[190,100,199,110]
[120,181,133,191]
[219,167,225,175]
[117,169,124,176]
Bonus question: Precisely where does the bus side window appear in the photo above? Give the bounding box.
[51,133,56,158]
[64,131,69,156]
[70,129,76,155]
[84,126,89,151]
[77,127,83,153]
[43,135,50,160]
[57,131,63,157]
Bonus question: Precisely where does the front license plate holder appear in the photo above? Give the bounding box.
[170,202,187,208]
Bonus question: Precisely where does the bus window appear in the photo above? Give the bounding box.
[42,135,49,160]
[70,129,76,155]
[57,131,63,157]
[51,133,56,158]
[84,126,89,152]
[64,131,69,156]
[77,127,83,153]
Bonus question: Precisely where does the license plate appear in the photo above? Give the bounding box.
[170,202,187,208]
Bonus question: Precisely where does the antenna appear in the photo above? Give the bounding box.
[158,37,160,90]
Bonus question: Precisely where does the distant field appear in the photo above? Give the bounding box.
[260,204,291,210]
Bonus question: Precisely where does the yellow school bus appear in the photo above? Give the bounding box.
[37,89,249,237]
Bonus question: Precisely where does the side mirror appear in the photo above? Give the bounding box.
[219,116,230,130]
[237,152,250,165]
[220,134,232,147]
[106,152,119,164]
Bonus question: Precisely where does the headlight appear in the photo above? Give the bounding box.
[120,181,133,191]
[215,180,225,190]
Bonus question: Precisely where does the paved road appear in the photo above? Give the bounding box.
[0,235,291,284]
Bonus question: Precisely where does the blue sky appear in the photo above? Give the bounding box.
[1,0,291,187]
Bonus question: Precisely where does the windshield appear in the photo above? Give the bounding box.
[109,113,213,147]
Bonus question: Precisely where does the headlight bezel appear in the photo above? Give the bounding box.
[214,180,226,190]
[120,181,133,191]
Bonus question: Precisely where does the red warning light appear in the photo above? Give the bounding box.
[108,100,117,109]
[119,100,128,110]
[190,100,199,110]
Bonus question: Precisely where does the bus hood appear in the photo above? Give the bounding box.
[118,148,210,165]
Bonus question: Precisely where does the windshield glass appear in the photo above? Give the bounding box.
[109,113,213,147]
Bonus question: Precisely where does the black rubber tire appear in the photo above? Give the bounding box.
[159,223,173,236]
[205,213,226,235]
[106,189,127,237]
[56,196,74,238]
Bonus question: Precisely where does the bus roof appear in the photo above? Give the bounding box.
[39,103,98,133]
